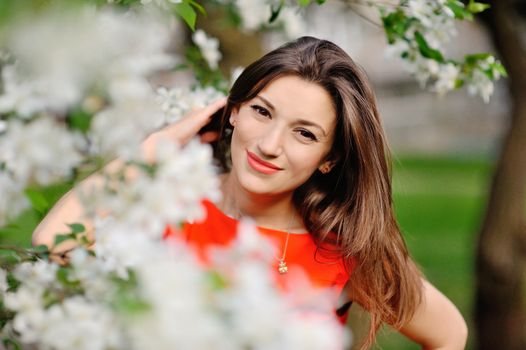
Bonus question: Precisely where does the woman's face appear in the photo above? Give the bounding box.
[229,75,337,197]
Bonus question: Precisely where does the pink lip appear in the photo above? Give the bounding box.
[246,151,282,175]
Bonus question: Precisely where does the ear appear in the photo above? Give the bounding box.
[229,108,239,127]
[318,160,336,174]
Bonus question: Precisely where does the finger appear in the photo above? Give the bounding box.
[165,97,228,145]
[195,96,228,122]
[184,97,228,132]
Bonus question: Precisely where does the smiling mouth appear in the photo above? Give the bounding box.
[246,151,282,174]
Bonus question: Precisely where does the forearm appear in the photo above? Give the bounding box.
[32,131,168,252]
[400,280,468,350]
[32,174,101,251]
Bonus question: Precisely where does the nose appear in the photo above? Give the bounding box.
[257,124,284,158]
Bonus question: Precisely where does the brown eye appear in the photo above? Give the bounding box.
[250,105,271,118]
[297,129,317,141]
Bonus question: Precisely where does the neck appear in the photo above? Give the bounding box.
[219,173,303,233]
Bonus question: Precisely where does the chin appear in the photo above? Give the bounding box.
[238,174,274,195]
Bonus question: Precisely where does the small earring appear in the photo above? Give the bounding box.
[319,165,330,174]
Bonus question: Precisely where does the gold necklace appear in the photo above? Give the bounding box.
[233,204,294,275]
[276,214,294,274]
[277,229,291,274]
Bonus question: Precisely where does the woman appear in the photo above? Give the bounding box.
[33,37,468,349]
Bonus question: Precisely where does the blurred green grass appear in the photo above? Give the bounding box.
[372,155,493,349]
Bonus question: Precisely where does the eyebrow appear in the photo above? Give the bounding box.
[255,95,275,111]
[255,95,328,137]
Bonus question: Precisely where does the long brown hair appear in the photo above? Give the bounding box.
[217,36,423,349]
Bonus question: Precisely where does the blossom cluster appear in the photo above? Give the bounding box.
[1,218,346,350]
[157,84,225,122]
[379,0,504,101]
[192,29,223,70]
[0,6,178,224]
[216,0,306,38]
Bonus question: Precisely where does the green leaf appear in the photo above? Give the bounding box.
[56,266,70,284]
[38,181,73,210]
[467,1,490,14]
[0,209,40,247]
[33,244,50,254]
[32,244,50,261]
[67,223,85,235]
[381,10,411,44]
[6,272,21,291]
[116,296,151,315]
[269,2,284,23]
[68,108,92,133]
[315,0,326,4]
[24,188,49,214]
[493,62,508,77]
[187,0,206,15]
[464,53,491,65]
[206,270,228,290]
[414,31,445,62]
[298,0,311,6]
[2,253,22,267]
[174,2,197,31]
[445,0,473,20]
[454,78,465,89]
[53,233,76,247]
[2,338,21,350]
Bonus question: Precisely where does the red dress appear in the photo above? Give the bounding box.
[164,199,354,323]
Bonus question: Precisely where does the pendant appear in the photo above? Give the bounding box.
[278,260,288,274]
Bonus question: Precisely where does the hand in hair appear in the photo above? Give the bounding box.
[32,97,227,255]
[142,97,227,162]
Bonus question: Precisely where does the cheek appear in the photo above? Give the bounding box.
[231,115,260,146]
[286,146,328,173]
[229,119,254,162]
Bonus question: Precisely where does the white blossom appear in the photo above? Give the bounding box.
[468,69,494,103]
[434,63,460,95]
[93,219,158,277]
[0,268,8,294]
[405,0,457,48]
[0,118,85,186]
[0,64,80,118]
[0,7,176,117]
[39,296,123,350]
[140,0,182,8]
[156,85,226,124]
[278,6,306,38]
[68,248,116,300]
[235,0,271,32]
[0,171,30,226]
[127,241,231,349]
[84,139,220,241]
[13,261,58,292]
[234,0,306,39]
[192,29,222,70]
[89,95,164,160]
[3,287,46,343]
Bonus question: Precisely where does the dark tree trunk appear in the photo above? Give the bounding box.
[475,1,526,349]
